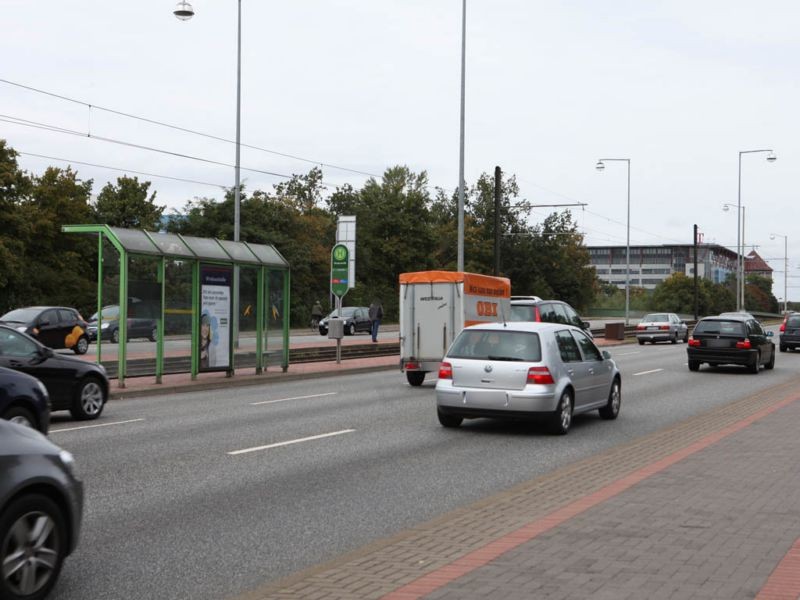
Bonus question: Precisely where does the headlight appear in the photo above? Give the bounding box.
[15,326,27,333]
[36,379,49,398]
[100,323,110,329]
[58,450,77,477]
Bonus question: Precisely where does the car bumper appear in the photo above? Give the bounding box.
[436,383,558,414]
[636,331,674,341]
[780,334,800,347]
[687,348,757,366]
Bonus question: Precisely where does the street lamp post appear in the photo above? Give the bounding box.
[596,158,631,326]
[457,0,466,272]
[737,149,776,311]
[722,203,746,310]
[175,0,243,353]
[770,233,788,314]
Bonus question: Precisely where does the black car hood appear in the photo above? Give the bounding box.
[0,420,58,455]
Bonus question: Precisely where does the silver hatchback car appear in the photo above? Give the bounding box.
[435,322,621,435]
[635,313,688,344]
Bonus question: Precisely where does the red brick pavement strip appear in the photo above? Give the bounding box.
[756,538,800,600]
[382,391,800,600]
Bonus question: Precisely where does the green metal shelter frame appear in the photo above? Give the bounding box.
[62,224,290,388]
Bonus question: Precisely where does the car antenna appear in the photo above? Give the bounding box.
[500,302,507,327]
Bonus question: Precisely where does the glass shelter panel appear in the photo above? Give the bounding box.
[248,243,288,267]
[181,235,230,261]
[218,240,259,264]
[234,267,259,370]
[147,232,194,258]
[126,254,161,376]
[164,259,193,374]
[109,227,160,255]
[265,269,286,368]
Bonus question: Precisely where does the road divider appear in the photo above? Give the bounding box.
[227,429,356,456]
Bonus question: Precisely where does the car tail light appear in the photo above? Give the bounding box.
[405,362,419,370]
[736,339,752,349]
[780,323,786,332]
[527,366,554,384]
[438,362,453,379]
[534,306,541,321]
[659,325,670,330]
[688,337,700,347]
[636,324,645,330]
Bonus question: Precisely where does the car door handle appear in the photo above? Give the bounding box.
[567,369,574,376]
[588,368,594,375]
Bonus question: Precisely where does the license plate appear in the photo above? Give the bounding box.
[647,326,659,331]
[706,339,731,348]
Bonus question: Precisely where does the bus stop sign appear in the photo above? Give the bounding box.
[330,244,350,298]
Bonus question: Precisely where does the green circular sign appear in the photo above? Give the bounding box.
[331,244,350,298]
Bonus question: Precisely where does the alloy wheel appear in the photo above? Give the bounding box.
[1,511,60,596]
[81,382,104,415]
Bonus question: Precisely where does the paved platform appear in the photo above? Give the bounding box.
[235,378,800,600]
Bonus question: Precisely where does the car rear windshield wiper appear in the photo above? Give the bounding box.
[486,355,524,361]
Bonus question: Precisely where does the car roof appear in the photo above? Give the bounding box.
[701,314,749,322]
[463,321,580,334]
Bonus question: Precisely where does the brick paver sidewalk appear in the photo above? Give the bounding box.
[237,379,800,600]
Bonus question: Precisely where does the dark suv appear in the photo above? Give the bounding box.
[0,307,90,355]
[779,312,800,352]
[687,314,775,373]
[509,297,593,337]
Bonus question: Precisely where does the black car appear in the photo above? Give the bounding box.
[0,366,50,434]
[0,325,108,420]
[0,420,83,600]
[509,297,594,338]
[779,312,800,352]
[0,306,90,355]
[86,304,157,343]
[318,307,372,336]
[687,314,775,373]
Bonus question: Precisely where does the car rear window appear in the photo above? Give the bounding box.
[509,305,536,321]
[786,316,800,328]
[694,320,745,336]
[448,330,542,362]
[642,314,669,322]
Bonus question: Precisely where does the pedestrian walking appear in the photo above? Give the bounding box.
[368,299,383,342]
[311,300,324,330]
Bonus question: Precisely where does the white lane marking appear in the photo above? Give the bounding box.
[614,351,640,356]
[49,418,145,433]
[228,429,356,456]
[251,392,337,406]
[633,368,664,377]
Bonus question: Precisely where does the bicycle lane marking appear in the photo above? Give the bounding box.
[382,391,800,600]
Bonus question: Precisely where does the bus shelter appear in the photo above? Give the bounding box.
[63,224,290,387]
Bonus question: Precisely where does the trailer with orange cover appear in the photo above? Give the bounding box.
[399,271,511,386]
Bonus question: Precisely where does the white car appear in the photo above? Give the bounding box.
[435,322,621,435]
[635,313,688,345]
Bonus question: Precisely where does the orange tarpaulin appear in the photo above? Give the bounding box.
[399,271,510,297]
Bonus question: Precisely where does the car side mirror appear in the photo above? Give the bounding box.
[582,321,591,330]
[40,346,54,358]
[602,350,611,360]
[767,331,774,337]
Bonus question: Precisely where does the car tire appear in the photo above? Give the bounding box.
[780,345,787,353]
[111,328,120,344]
[0,494,67,600]
[348,323,356,336]
[683,331,689,343]
[149,326,157,342]
[406,371,426,387]
[670,332,677,344]
[748,353,760,375]
[688,360,700,372]
[637,339,644,345]
[599,378,621,420]
[437,408,462,428]
[549,390,573,435]
[70,376,105,420]
[72,335,89,355]
[2,405,36,430]
[765,349,775,370]
[318,327,327,336]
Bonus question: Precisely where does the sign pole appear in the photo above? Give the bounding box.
[331,244,350,365]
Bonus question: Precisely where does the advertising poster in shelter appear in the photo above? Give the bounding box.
[199,265,232,371]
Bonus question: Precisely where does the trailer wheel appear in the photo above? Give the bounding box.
[406,371,426,386]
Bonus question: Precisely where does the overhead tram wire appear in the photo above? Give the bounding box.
[0,114,336,188]
[0,78,382,179]
[17,151,227,189]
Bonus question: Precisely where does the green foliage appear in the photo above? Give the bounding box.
[95,176,165,230]
[651,273,736,316]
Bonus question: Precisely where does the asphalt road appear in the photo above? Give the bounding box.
[50,327,799,600]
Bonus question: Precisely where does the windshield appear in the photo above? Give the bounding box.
[694,320,745,336]
[642,314,669,322]
[787,316,800,328]
[0,308,41,323]
[89,306,120,321]
[448,329,542,362]
[326,307,356,318]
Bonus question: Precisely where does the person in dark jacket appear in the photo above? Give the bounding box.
[368,299,383,342]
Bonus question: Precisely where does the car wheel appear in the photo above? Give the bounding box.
[2,406,36,430]
[599,378,621,420]
[549,390,573,435]
[637,339,644,345]
[0,494,67,600]
[780,345,787,353]
[683,331,689,343]
[748,353,760,375]
[406,371,426,386]
[348,323,356,336]
[688,360,700,372]
[437,408,462,428]
[765,349,775,370]
[149,326,157,342]
[72,335,89,355]
[319,327,327,336]
[111,328,120,344]
[70,376,105,420]
[670,332,677,344]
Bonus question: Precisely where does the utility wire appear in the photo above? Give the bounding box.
[0,78,382,179]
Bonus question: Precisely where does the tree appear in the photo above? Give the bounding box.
[95,176,165,230]
[0,140,32,310]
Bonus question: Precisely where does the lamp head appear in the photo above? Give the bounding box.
[767,151,777,163]
[770,234,776,241]
[595,160,605,171]
[174,1,194,20]
[723,205,730,212]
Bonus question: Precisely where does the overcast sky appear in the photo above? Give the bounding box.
[3,1,799,299]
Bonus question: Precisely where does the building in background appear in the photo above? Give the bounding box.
[588,244,747,290]
[744,250,773,280]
